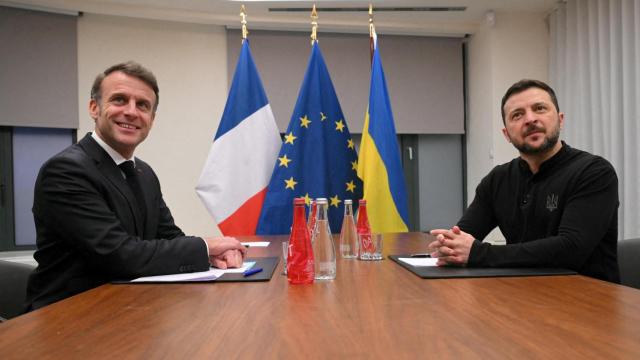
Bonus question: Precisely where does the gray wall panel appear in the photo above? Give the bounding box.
[0,6,78,128]
[12,127,73,246]
[227,30,464,134]
[418,134,464,230]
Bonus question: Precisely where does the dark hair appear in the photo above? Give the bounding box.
[90,61,160,113]
[501,79,559,123]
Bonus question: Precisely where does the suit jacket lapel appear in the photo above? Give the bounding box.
[77,134,145,237]
[132,160,154,238]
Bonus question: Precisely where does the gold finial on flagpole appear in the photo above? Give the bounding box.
[240,5,248,42]
[368,3,376,63]
[310,4,318,45]
[368,3,375,37]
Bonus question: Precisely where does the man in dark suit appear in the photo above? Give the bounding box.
[25,61,246,310]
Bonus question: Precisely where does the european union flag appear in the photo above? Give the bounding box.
[257,42,362,235]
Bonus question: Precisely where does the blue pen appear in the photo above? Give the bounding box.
[243,267,263,277]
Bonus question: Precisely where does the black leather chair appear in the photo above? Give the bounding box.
[0,260,35,321]
[618,238,640,289]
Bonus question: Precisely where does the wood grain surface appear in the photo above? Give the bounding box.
[1,233,639,359]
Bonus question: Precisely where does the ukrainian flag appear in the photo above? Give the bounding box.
[357,38,409,233]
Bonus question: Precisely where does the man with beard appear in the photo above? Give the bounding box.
[428,79,619,282]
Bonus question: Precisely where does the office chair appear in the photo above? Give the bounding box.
[0,260,35,321]
[618,238,640,290]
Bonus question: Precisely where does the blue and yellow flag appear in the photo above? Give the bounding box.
[257,42,362,235]
[357,39,409,233]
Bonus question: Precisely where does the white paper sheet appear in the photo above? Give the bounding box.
[398,257,439,267]
[242,241,270,247]
[130,261,256,282]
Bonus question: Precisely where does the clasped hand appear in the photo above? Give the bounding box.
[204,236,246,269]
[428,226,474,266]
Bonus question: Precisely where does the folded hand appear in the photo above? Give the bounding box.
[204,236,246,269]
[428,226,474,266]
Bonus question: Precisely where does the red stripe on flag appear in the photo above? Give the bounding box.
[218,188,268,236]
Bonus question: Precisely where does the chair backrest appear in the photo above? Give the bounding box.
[618,238,640,289]
[0,260,35,321]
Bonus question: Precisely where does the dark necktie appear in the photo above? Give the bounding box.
[118,160,146,222]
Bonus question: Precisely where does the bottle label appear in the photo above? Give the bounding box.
[360,233,374,253]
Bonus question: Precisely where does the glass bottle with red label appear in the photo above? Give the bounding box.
[356,199,374,260]
[287,198,314,284]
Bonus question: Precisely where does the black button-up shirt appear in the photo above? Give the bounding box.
[459,142,620,282]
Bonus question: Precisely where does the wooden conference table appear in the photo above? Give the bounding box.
[1,233,640,359]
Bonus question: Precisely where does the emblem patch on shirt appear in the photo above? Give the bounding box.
[546,194,558,212]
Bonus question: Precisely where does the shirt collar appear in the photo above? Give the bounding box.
[539,141,569,172]
[91,132,134,166]
[518,141,569,175]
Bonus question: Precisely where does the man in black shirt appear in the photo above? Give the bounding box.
[429,79,619,282]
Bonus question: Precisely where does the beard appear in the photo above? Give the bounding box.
[511,122,561,155]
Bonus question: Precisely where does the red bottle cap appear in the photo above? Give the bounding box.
[359,199,366,205]
[294,198,306,205]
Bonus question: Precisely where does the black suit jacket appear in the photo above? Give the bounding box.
[25,134,209,310]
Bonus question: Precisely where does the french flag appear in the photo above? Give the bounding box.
[196,40,281,235]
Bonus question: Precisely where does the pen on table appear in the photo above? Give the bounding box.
[410,254,431,258]
[243,267,263,277]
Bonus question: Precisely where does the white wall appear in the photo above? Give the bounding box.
[466,18,495,204]
[466,12,549,241]
[78,14,227,236]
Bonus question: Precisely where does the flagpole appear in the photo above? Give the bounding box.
[369,4,375,65]
[310,4,318,45]
[240,5,248,43]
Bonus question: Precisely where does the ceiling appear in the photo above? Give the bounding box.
[1,0,559,36]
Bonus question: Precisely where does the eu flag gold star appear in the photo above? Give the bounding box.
[347,139,355,149]
[330,195,342,208]
[278,154,292,167]
[300,115,311,128]
[285,177,297,190]
[335,119,345,132]
[346,180,356,193]
[351,160,358,171]
[284,132,297,145]
[320,112,327,121]
[304,193,312,205]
